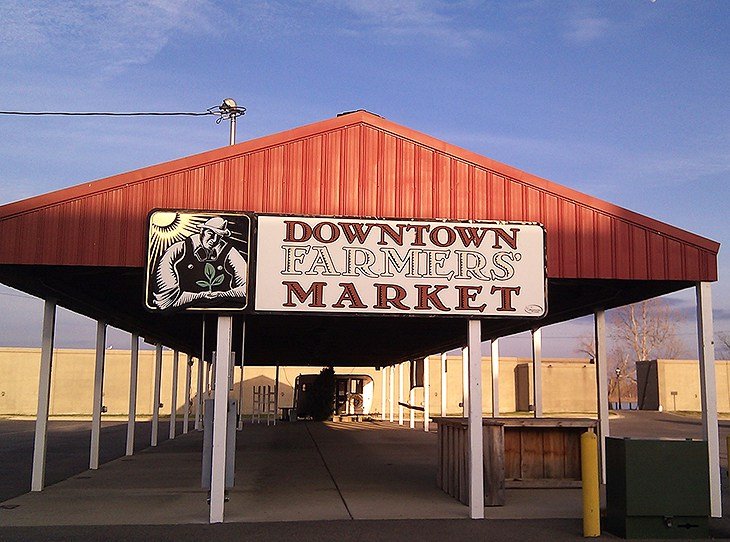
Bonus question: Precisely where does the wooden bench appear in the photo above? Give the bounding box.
[433,417,597,506]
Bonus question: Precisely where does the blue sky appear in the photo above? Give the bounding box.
[0,0,728,358]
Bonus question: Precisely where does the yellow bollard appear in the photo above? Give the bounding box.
[581,430,601,537]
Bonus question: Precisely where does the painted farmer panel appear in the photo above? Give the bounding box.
[145,211,250,311]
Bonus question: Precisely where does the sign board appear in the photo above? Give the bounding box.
[145,210,250,312]
[254,215,546,317]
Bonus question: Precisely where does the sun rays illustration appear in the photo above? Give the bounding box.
[148,211,206,270]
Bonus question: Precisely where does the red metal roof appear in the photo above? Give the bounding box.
[0,110,719,281]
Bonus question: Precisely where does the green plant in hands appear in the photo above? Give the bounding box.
[196,263,224,292]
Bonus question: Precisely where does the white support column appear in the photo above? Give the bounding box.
[237,320,246,431]
[440,353,447,417]
[398,363,404,425]
[183,354,192,434]
[274,364,280,420]
[491,339,500,417]
[151,344,162,447]
[210,316,233,523]
[389,365,395,422]
[195,319,206,430]
[467,320,484,519]
[409,364,415,429]
[126,334,139,456]
[531,328,543,418]
[237,364,245,430]
[90,321,106,470]
[696,282,721,517]
[31,299,56,491]
[380,367,387,421]
[594,311,609,483]
[462,346,469,417]
[169,350,179,439]
[423,356,430,432]
[195,356,204,431]
[205,361,211,396]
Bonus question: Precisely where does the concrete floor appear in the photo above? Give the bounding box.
[3,411,730,540]
[0,419,584,526]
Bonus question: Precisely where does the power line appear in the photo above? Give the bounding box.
[0,110,215,117]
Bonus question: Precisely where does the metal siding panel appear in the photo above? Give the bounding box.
[473,167,488,220]
[578,207,596,278]
[488,173,506,221]
[322,131,341,215]
[341,126,360,215]
[613,220,632,279]
[684,245,701,280]
[432,153,449,218]
[303,136,323,215]
[648,232,666,280]
[525,186,541,223]
[666,238,683,280]
[560,201,578,278]
[596,213,613,278]
[544,194,560,277]
[508,182,523,221]
[268,146,285,213]
[630,228,649,279]
[229,157,246,211]
[398,139,416,218]
[453,160,470,220]
[417,147,434,219]
[362,129,379,216]
[380,132,397,217]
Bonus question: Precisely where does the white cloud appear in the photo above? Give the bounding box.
[0,0,217,75]
[335,0,491,48]
[564,15,611,44]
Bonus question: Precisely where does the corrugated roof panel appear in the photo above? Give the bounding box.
[560,200,579,278]
[0,111,719,281]
[596,213,613,278]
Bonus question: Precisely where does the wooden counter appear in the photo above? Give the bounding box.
[433,417,598,507]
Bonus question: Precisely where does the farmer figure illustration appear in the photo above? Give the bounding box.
[152,216,247,310]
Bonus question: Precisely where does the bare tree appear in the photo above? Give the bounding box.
[609,298,687,361]
[717,332,730,359]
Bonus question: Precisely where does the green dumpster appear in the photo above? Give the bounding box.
[605,437,710,539]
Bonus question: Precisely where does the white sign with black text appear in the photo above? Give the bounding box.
[254,215,546,317]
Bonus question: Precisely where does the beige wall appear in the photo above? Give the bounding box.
[655,359,730,413]
[0,347,605,417]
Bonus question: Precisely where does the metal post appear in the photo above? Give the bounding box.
[594,310,609,483]
[381,367,386,421]
[151,344,162,447]
[389,365,395,422]
[196,318,206,430]
[462,346,469,416]
[398,363,404,425]
[237,320,246,430]
[274,364,280,422]
[490,339,500,417]
[90,321,106,470]
[467,320,484,519]
[169,350,179,439]
[696,282,721,517]
[210,316,233,523]
[31,299,56,491]
[237,364,245,430]
[440,353,447,417]
[184,354,192,434]
[423,356,430,431]
[531,328,543,418]
[126,333,139,456]
[409,365,415,429]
